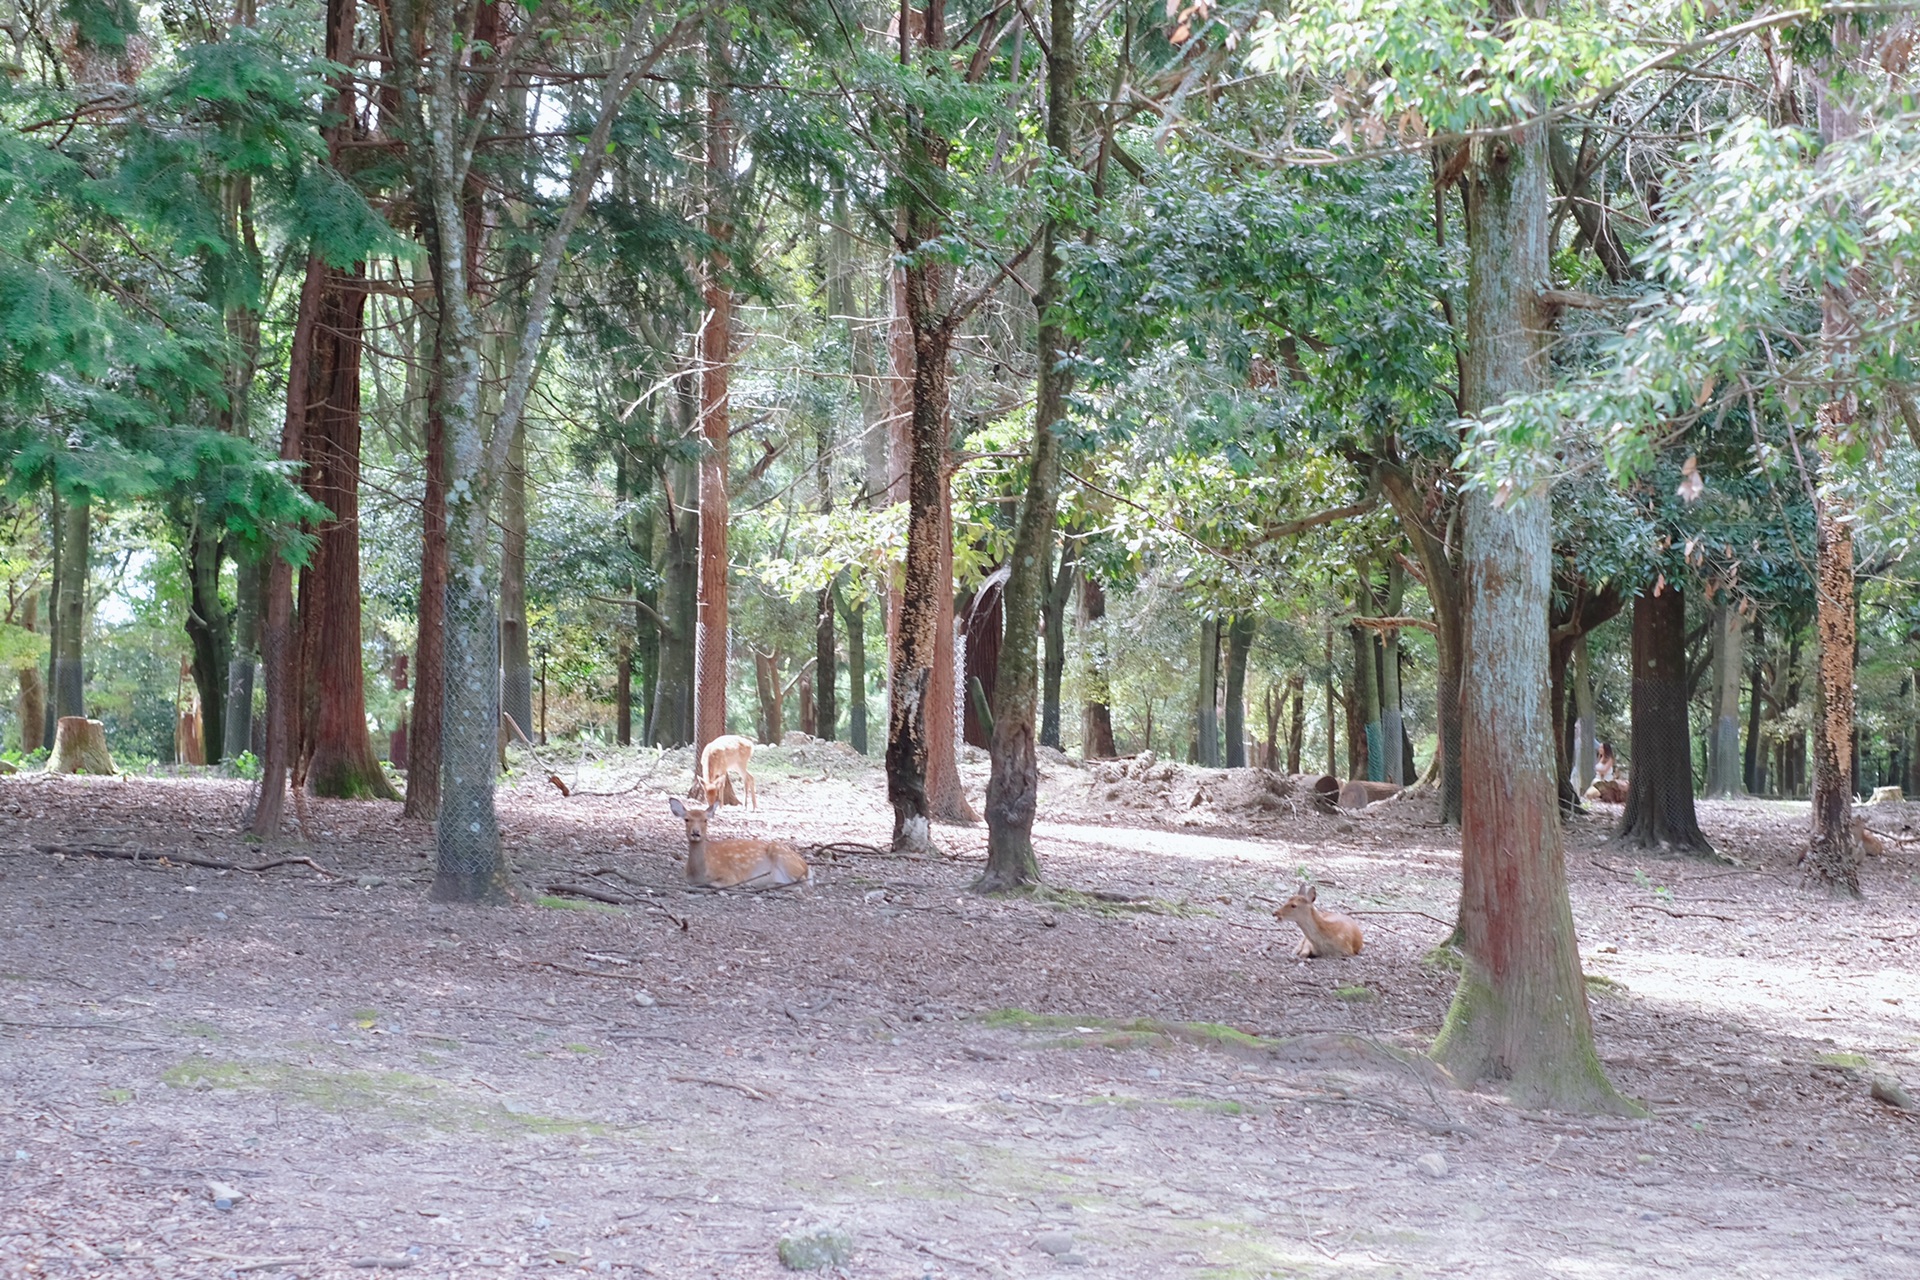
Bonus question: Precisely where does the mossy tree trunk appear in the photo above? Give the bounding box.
[1430,53,1629,1112]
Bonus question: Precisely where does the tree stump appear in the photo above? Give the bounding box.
[49,717,116,775]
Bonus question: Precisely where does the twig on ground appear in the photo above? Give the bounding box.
[529,959,651,983]
[1345,908,1455,927]
[1628,902,1736,922]
[36,843,346,879]
[667,1074,774,1101]
[543,881,636,906]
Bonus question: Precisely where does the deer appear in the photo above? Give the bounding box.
[1272,883,1364,958]
[699,734,758,810]
[667,797,809,889]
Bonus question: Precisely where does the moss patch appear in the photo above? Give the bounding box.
[1334,984,1376,1003]
[536,894,625,915]
[979,1009,1274,1055]
[1585,974,1629,998]
[1420,943,1465,973]
[160,1056,607,1136]
[1815,1050,1870,1071]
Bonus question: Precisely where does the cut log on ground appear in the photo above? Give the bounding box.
[49,717,115,775]
[1338,779,1402,811]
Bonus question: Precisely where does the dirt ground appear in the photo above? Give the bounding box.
[4,742,1919,1279]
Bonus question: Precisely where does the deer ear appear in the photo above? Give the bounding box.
[1303,884,1317,902]
[669,797,687,818]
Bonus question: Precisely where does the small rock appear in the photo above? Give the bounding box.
[501,1099,531,1115]
[778,1223,853,1271]
[1059,1253,1091,1267]
[1414,1153,1450,1179]
[207,1180,244,1210]
[1872,1075,1916,1110]
[633,990,657,1007]
[1033,1231,1075,1256]
[547,1249,582,1265]
[1334,820,1356,835]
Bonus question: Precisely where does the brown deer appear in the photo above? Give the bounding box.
[1273,884,1364,958]
[667,797,809,889]
[699,734,758,810]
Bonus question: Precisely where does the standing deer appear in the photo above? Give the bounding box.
[667,797,809,889]
[699,734,758,809]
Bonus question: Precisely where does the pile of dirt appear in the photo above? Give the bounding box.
[1084,752,1308,826]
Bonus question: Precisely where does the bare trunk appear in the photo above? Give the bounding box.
[224,554,261,763]
[650,450,698,746]
[15,591,45,753]
[1706,602,1745,797]
[1078,567,1115,758]
[1223,614,1254,768]
[1195,614,1222,767]
[693,52,733,769]
[962,568,1006,749]
[1572,632,1595,792]
[841,585,868,753]
[1039,535,1075,749]
[1286,672,1304,774]
[500,413,532,740]
[1379,562,1406,784]
[405,309,449,818]
[1616,586,1710,852]
[1430,79,1625,1112]
[52,493,89,721]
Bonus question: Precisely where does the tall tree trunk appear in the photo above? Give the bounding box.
[15,590,45,753]
[405,309,449,818]
[1379,561,1406,784]
[1572,631,1595,793]
[499,413,532,740]
[1323,621,1338,777]
[1803,34,1862,892]
[982,0,1075,885]
[1743,620,1766,794]
[52,493,89,721]
[926,459,974,823]
[1375,463,1464,822]
[694,46,733,767]
[1286,672,1304,774]
[962,567,1006,749]
[41,494,60,750]
[1706,601,1746,797]
[1616,585,1711,851]
[650,449,698,746]
[183,520,230,765]
[224,554,261,763]
[1431,72,1625,1112]
[1039,535,1075,749]
[1078,567,1115,758]
[253,258,323,838]
[841,585,867,752]
[1195,614,1222,767]
[299,258,396,800]
[1223,613,1254,768]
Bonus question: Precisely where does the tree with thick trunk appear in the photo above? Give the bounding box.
[182,519,230,765]
[650,445,698,746]
[1222,613,1254,768]
[1195,614,1222,766]
[982,0,1075,887]
[500,413,532,739]
[693,34,734,776]
[405,311,449,819]
[52,493,89,722]
[1616,585,1711,852]
[14,589,45,753]
[1430,61,1627,1111]
[1802,34,1863,894]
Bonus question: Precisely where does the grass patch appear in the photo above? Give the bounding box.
[536,894,625,915]
[160,1056,608,1136]
[1585,974,1629,998]
[1420,943,1464,973]
[989,884,1210,918]
[1815,1050,1870,1071]
[1333,984,1376,1003]
[350,1009,380,1028]
[99,1087,134,1105]
[564,1043,602,1055]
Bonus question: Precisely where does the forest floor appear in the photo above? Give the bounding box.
[4,741,1919,1279]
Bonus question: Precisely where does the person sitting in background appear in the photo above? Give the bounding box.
[1594,741,1617,783]
[1585,741,1627,803]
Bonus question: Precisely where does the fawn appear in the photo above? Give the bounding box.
[668,796,809,889]
[1273,883,1364,958]
[699,734,758,810]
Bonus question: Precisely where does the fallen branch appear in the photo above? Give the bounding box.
[1628,902,1736,922]
[503,713,570,795]
[667,1074,773,1101]
[529,959,651,983]
[1345,908,1455,927]
[544,881,636,906]
[37,844,346,879]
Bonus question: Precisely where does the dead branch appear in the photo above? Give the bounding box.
[667,1074,774,1101]
[37,844,346,879]
[1628,902,1736,922]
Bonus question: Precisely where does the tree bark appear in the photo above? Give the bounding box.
[650,447,698,746]
[1223,613,1254,768]
[1286,672,1305,774]
[182,519,230,765]
[1379,564,1407,784]
[405,305,449,818]
[841,584,867,753]
[499,412,532,742]
[1706,602,1746,797]
[52,493,88,722]
[1430,76,1626,1112]
[983,0,1075,885]
[224,554,261,763]
[1195,614,1222,767]
[1039,535,1076,749]
[1572,631,1596,793]
[253,257,323,839]
[693,43,733,770]
[1078,566,1115,758]
[49,716,114,775]
[15,590,45,754]
[1616,585,1711,851]
[1802,34,1862,893]
[962,566,1007,749]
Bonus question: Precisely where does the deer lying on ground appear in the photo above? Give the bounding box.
[668,797,809,889]
[699,734,758,810]
[1273,883,1364,958]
